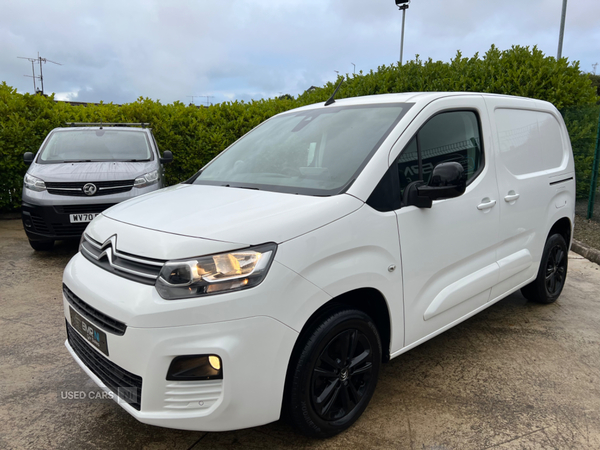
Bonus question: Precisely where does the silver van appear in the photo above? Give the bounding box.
[22,123,172,251]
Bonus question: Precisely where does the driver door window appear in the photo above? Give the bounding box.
[396,110,484,198]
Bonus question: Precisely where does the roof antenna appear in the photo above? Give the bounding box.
[324,78,344,106]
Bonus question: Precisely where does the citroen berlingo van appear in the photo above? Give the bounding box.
[62,93,574,437]
[22,123,172,251]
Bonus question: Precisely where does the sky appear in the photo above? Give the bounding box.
[1,0,599,106]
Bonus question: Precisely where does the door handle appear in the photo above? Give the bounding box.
[504,192,520,202]
[477,199,497,210]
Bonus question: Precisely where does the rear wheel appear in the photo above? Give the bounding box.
[286,308,381,438]
[28,239,54,251]
[521,234,568,304]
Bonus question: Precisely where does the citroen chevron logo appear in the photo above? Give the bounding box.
[98,235,117,265]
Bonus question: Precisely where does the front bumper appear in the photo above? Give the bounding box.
[64,305,298,431]
[22,202,115,241]
[62,251,315,431]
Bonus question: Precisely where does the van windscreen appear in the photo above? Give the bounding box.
[192,103,411,196]
[39,130,152,163]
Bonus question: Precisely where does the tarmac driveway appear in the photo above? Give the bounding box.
[1,218,599,450]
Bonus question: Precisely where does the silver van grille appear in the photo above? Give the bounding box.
[80,234,165,285]
[46,180,135,197]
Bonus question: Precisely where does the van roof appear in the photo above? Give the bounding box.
[293,91,553,111]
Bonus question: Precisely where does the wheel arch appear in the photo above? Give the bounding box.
[281,288,392,417]
[548,216,572,247]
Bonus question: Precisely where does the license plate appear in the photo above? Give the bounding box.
[69,213,99,223]
[69,307,109,356]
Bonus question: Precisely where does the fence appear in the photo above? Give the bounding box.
[562,105,600,222]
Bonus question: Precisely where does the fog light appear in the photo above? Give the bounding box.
[208,355,221,370]
[166,355,223,381]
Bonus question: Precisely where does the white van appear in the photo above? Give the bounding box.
[62,92,574,437]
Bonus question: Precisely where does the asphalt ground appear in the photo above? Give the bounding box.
[1,218,599,450]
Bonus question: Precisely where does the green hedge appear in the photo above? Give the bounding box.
[562,105,600,199]
[1,45,598,212]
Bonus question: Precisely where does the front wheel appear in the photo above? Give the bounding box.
[521,233,568,304]
[286,308,382,438]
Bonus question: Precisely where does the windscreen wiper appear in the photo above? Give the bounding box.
[221,184,259,190]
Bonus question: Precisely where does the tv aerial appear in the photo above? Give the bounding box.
[18,52,62,95]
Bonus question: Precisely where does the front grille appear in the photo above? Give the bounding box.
[67,322,142,411]
[29,217,86,237]
[54,203,115,214]
[46,180,135,197]
[51,222,89,236]
[30,215,51,234]
[80,234,165,285]
[63,284,127,335]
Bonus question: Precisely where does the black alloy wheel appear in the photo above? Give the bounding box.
[286,307,382,438]
[544,242,567,297]
[521,233,568,304]
[311,328,374,421]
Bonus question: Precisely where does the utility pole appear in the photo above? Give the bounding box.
[395,0,411,66]
[187,95,200,106]
[557,0,568,60]
[201,95,214,107]
[351,63,356,74]
[17,52,62,95]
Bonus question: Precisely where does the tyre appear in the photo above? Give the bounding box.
[29,239,54,251]
[521,233,568,304]
[286,307,382,438]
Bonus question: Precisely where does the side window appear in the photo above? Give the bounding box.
[397,110,483,197]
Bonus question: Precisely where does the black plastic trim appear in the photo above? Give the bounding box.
[166,355,223,381]
[63,284,127,335]
[550,177,574,186]
[21,202,112,240]
[66,321,142,410]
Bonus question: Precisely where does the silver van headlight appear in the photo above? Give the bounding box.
[24,173,47,192]
[134,170,159,188]
[155,243,277,300]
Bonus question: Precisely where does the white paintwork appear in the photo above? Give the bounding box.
[102,184,363,245]
[63,92,575,432]
[484,97,575,299]
[392,96,502,345]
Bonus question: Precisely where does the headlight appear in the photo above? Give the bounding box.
[134,170,159,188]
[155,243,277,300]
[24,173,46,191]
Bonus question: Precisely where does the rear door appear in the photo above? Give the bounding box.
[391,96,501,346]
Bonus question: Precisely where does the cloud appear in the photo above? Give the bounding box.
[1,0,598,104]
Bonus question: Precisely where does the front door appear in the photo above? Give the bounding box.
[392,96,501,346]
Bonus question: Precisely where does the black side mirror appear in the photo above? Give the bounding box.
[24,152,34,165]
[417,162,466,201]
[403,181,432,208]
[160,151,173,164]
